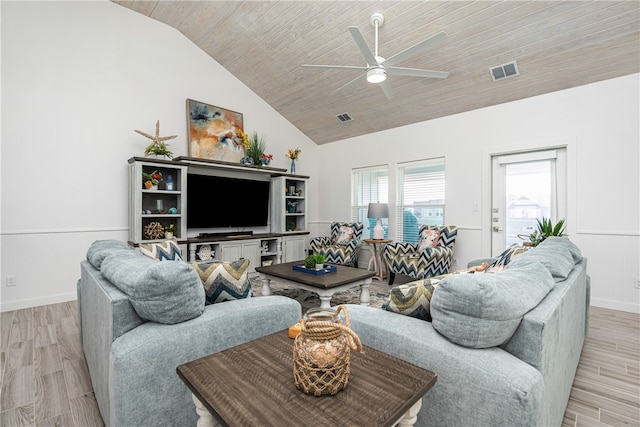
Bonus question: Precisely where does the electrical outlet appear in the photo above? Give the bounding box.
[452,259,458,267]
[5,275,16,287]
[634,277,640,290]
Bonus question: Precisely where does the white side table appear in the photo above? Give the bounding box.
[364,238,392,281]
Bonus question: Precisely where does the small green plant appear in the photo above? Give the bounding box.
[304,254,325,268]
[528,217,566,246]
[246,132,267,165]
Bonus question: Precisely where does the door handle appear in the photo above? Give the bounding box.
[492,226,500,232]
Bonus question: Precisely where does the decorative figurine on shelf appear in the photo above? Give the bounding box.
[261,153,273,166]
[135,120,176,159]
[286,148,301,174]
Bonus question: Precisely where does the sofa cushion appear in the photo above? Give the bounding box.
[509,243,575,281]
[139,239,182,261]
[86,239,132,269]
[430,261,555,348]
[383,278,438,321]
[190,259,251,304]
[101,252,205,324]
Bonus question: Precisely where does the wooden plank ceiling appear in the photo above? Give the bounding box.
[113,1,640,145]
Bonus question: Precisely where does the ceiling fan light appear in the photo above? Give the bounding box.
[367,67,386,83]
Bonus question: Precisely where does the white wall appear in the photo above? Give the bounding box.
[2,1,638,314]
[318,74,640,313]
[0,1,318,311]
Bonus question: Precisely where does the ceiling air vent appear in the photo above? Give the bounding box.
[490,61,519,81]
[336,112,353,123]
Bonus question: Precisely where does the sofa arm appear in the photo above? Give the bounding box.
[344,305,543,427]
[106,296,301,427]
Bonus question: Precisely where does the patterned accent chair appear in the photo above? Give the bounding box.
[383,225,458,285]
[310,222,364,267]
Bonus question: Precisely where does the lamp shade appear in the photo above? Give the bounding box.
[367,203,389,219]
[367,203,388,239]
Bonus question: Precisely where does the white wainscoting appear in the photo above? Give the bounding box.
[1,229,128,312]
[574,231,640,314]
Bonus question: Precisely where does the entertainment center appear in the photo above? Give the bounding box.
[128,156,309,272]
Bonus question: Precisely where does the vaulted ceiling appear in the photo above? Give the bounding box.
[114,1,640,145]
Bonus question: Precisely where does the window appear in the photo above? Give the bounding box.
[396,158,445,243]
[351,166,389,238]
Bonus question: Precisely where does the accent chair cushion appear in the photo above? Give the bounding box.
[335,226,355,245]
[190,259,252,304]
[101,252,205,324]
[430,261,555,348]
[417,230,440,252]
[139,239,182,261]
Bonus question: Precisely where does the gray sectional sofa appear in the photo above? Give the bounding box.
[346,237,590,427]
[78,237,588,427]
[77,240,301,427]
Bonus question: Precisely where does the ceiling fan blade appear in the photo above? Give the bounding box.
[383,31,448,68]
[387,67,449,79]
[331,73,367,95]
[380,80,394,100]
[348,26,379,66]
[302,64,367,71]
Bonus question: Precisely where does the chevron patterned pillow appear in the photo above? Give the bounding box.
[383,279,438,321]
[139,239,182,261]
[190,259,251,304]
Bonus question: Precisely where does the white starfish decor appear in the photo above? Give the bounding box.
[135,120,177,158]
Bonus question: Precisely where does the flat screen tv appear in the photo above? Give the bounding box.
[187,174,270,229]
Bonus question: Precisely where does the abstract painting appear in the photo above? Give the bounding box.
[186,99,245,162]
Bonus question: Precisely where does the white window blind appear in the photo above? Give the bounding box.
[396,158,445,243]
[351,166,389,238]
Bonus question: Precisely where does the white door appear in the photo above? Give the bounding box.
[491,149,567,256]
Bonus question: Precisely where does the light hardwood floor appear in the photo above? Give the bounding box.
[1,299,638,426]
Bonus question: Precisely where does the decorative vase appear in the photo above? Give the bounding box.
[292,305,362,396]
[315,263,324,270]
[151,185,158,191]
[165,232,174,239]
[290,159,296,174]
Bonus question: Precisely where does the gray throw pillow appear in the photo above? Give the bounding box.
[509,243,575,281]
[101,252,205,324]
[430,261,555,348]
[86,239,131,269]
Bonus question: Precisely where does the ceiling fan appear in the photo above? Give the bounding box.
[302,13,449,100]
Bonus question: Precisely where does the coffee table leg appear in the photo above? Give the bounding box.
[259,274,272,296]
[192,394,221,427]
[319,294,332,308]
[359,278,372,306]
[395,398,422,427]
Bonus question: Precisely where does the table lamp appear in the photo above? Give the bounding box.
[367,203,389,239]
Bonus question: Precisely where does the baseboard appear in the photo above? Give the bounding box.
[590,298,640,314]
[1,292,77,312]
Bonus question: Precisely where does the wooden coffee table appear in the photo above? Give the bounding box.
[177,330,437,427]
[255,261,375,308]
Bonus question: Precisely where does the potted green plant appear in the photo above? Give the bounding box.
[164,224,177,239]
[305,254,325,270]
[246,132,267,165]
[142,170,163,190]
[527,217,566,246]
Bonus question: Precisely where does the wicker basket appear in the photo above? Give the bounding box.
[292,305,362,396]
